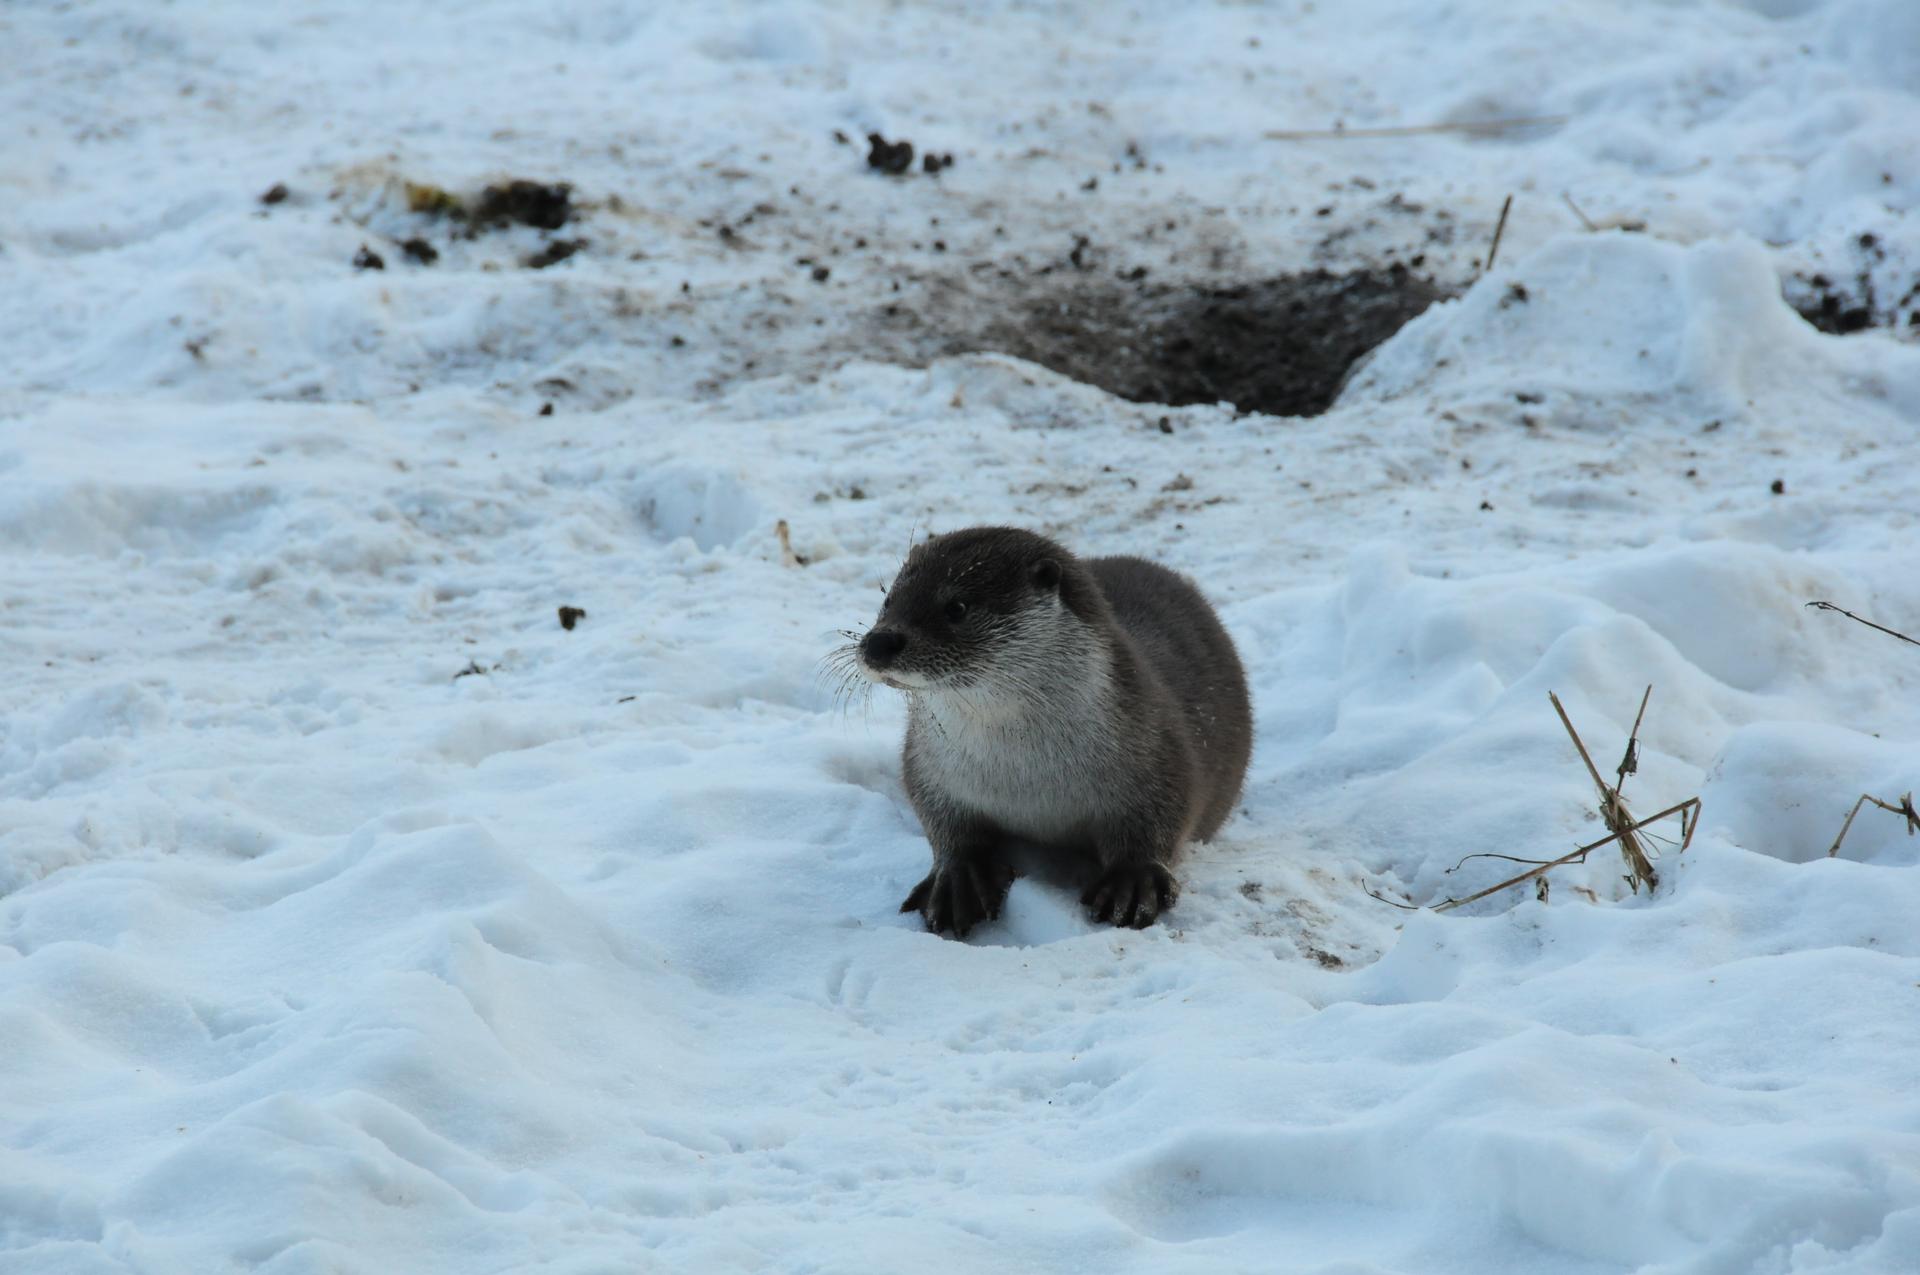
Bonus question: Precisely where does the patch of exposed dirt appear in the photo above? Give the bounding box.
[950,265,1446,417]
[1786,234,1920,336]
[898,263,1443,418]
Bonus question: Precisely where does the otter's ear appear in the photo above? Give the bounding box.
[1029,558,1061,592]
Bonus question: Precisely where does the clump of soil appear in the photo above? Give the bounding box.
[1792,273,1873,335]
[473,180,572,231]
[971,265,1445,417]
[866,134,915,176]
[1787,234,1920,335]
[401,237,438,265]
[260,182,289,206]
[403,179,573,231]
[525,238,586,269]
[352,244,385,271]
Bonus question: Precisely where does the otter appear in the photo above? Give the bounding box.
[854,526,1252,937]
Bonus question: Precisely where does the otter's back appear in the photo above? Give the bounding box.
[1087,555,1252,839]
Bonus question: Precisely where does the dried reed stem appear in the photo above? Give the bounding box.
[1805,601,1920,648]
[1828,792,1920,858]
[1484,195,1514,274]
[1551,690,1661,893]
[1432,798,1700,913]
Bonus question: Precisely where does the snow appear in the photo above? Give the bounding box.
[5,1,1920,1272]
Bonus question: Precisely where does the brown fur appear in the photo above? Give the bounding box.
[856,527,1252,936]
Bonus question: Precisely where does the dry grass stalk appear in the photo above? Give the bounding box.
[1429,797,1701,913]
[1561,191,1598,232]
[1551,688,1661,893]
[1805,600,1920,648]
[1828,791,1920,858]
[1484,194,1514,274]
[1264,115,1569,142]
[1378,686,1698,914]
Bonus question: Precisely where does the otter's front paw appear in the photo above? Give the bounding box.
[900,856,1014,939]
[1082,861,1177,929]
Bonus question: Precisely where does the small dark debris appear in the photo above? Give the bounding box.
[1501,282,1530,307]
[1162,473,1194,492]
[833,129,850,145]
[670,335,686,347]
[538,402,554,417]
[1158,416,1173,434]
[453,659,490,680]
[185,337,208,361]
[811,264,831,282]
[1479,499,1495,511]
[866,133,915,175]
[1797,290,1873,334]
[259,182,289,206]
[525,238,586,269]
[558,605,587,631]
[401,237,438,265]
[1770,478,1786,495]
[922,152,954,174]
[617,695,637,703]
[472,180,572,230]
[1515,391,1543,404]
[1081,176,1099,192]
[352,244,385,271]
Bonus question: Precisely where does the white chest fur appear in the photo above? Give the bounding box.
[911,667,1123,845]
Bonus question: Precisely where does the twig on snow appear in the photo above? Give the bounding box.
[1805,601,1920,649]
[1484,195,1514,275]
[1430,797,1700,913]
[1561,191,1598,232]
[1551,688,1662,893]
[1828,792,1920,858]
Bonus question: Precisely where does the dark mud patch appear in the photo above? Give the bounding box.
[525,238,587,269]
[965,265,1446,417]
[472,180,572,231]
[1791,273,1875,335]
[401,178,574,233]
[1786,235,1920,336]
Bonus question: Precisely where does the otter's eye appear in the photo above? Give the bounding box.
[944,600,969,622]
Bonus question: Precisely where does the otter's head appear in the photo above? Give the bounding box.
[857,527,1082,693]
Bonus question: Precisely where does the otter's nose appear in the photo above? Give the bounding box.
[862,629,907,668]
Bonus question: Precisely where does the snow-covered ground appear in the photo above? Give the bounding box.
[5,2,1920,1272]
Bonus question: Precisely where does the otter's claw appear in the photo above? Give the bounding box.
[1083,862,1177,929]
[901,856,1014,939]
